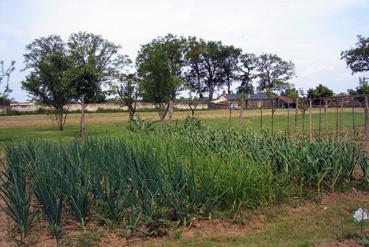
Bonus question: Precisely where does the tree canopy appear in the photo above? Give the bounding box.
[307,84,334,99]
[136,34,184,120]
[341,35,369,74]
[256,53,295,93]
[22,35,74,130]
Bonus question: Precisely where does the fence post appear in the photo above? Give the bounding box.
[260,102,263,130]
[340,97,344,130]
[287,103,290,134]
[239,99,244,128]
[352,106,356,139]
[309,98,312,141]
[325,100,328,132]
[295,99,299,133]
[228,103,232,128]
[364,95,369,140]
[336,104,339,135]
[319,98,322,141]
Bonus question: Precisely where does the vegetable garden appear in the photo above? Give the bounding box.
[1,119,368,245]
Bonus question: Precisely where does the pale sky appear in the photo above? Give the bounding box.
[1,0,369,101]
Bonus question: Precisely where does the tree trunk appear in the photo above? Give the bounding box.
[208,89,214,101]
[168,100,174,121]
[158,102,170,121]
[80,97,86,138]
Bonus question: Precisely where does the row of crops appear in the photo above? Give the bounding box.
[1,123,368,243]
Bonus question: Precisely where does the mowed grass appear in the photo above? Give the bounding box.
[0,108,364,144]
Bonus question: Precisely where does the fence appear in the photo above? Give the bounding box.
[231,94,369,141]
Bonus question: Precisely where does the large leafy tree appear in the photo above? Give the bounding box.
[68,31,129,137]
[238,53,257,94]
[307,84,334,99]
[201,40,226,100]
[256,53,295,92]
[136,34,185,120]
[22,35,74,130]
[219,45,242,94]
[0,60,15,110]
[341,35,369,74]
[183,37,207,98]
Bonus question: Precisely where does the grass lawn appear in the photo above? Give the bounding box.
[0,108,365,144]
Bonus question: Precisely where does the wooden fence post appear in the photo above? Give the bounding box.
[295,99,299,133]
[239,99,244,128]
[319,98,322,141]
[340,97,344,130]
[287,103,290,134]
[260,102,263,130]
[309,98,312,141]
[352,105,356,139]
[324,100,328,132]
[364,95,369,140]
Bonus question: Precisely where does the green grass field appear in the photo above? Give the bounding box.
[0,108,365,144]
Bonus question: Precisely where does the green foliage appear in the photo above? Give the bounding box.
[307,84,334,99]
[2,124,368,242]
[183,116,202,129]
[22,35,74,130]
[0,145,34,244]
[136,34,184,120]
[341,35,369,74]
[238,53,257,95]
[127,117,161,133]
[256,53,295,92]
[281,83,299,100]
[115,73,139,119]
[348,77,369,96]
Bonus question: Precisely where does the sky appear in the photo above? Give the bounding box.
[1,0,369,101]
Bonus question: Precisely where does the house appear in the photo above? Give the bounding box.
[209,92,295,109]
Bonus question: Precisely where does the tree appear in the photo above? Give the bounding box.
[341,35,369,74]
[256,53,295,92]
[281,83,299,99]
[238,53,257,94]
[183,37,207,98]
[68,32,129,137]
[201,40,226,100]
[22,35,74,130]
[115,73,139,120]
[0,60,15,113]
[347,77,369,95]
[136,34,185,120]
[219,45,242,94]
[307,84,334,99]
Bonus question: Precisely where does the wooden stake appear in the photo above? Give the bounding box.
[309,98,312,141]
[325,100,328,132]
[364,95,369,140]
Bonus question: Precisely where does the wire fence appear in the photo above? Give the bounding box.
[229,94,369,142]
